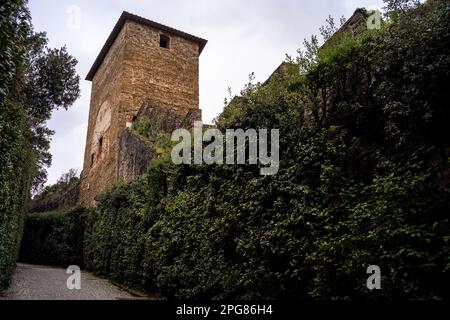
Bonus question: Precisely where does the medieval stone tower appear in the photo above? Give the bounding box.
[79,12,207,206]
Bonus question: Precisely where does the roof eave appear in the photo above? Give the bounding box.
[86,11,207,81]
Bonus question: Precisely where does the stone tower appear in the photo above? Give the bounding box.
[79,12,207,206]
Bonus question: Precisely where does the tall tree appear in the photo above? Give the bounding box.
[24,31,81,193]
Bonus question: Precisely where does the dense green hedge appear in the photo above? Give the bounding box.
[19,207,86,267]
[84,160,169,293]
[0,0,32,290]
[82,1,450,300]
[0,101,31,290]
[1,0,79,291]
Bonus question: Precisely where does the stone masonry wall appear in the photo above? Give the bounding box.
[79,25,128,206]
[80,19,201,206]
[117,20,200,137]
[116,102,201,182]
[136,101,202,134]
[117,130,157,183]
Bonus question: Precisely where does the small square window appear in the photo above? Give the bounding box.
[160,34,170,49]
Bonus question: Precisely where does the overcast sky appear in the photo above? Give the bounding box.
[28,0,384,185]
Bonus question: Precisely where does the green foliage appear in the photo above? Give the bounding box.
[24,34,81,193]
[373,0,450,149]
[19,207,86,267]
[34,169,79,201]
[0,0,29,102]
[84,178,158,291]
[0,0,32,291]
[132,117,172,155]
[83,1,449,300]
[0,0,80,290]
[383,0,421,20]
[0,99,32,290]
[30,169,80,213]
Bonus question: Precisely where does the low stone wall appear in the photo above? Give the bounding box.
[117,130,157,182]
[29,181,80,214]
[137,101,202,133]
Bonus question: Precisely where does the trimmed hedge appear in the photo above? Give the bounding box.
[1,0,80,290]
[82,139,450,300]
[84,181,149,290]
[84,162,168,293]
[19,207,86,267]
[0,100,32,290]
[0,0,31,290]
[82,1,450,300]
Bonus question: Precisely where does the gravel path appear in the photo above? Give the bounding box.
[1,263,136,300]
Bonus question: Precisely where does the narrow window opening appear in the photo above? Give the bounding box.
[160,34,170,49]
[99,136,104,154]
[91,154,95,168]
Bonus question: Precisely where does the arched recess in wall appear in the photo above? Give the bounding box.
[91,99,112,167]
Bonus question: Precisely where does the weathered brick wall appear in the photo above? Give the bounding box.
[80,18,202,206]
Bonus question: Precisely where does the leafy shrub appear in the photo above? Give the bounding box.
[19,207,86,267]
[132,117,172,154]
[84,160,170,292]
